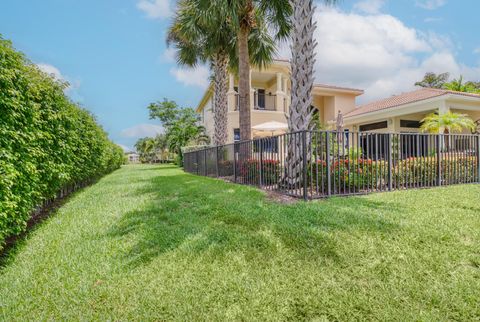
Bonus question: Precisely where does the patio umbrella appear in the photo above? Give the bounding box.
[252,121,289,136]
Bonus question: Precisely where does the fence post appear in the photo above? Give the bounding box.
[259,139,263,187]
[477,135,480,183]
[233,143,237,183]
[302,130,308,200]
[388,133,393,191]
[196,150,199,175]
[437,134,442,186]
[204,149,207,176]
[216,146,220,177]
[326,131,331,197]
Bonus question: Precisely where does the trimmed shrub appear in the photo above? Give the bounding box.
[309,159,388,191]
[240,159,281,184]
[0,36,124,250]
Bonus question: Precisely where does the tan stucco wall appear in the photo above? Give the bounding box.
[201,98,215,141]
[226,110,288,142]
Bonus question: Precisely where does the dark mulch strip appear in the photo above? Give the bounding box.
[0,184,93,267]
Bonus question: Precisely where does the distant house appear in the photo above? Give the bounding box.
[126,152,140,163]
[196,60,480,143]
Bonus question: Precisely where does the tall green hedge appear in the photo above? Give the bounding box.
[0,36,124,250]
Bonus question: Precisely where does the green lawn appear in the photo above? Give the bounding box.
[1,164,479,321]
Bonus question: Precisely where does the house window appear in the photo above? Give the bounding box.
[400,120,422,128]
[256,89,266,109]
[359,133,389,160]
[359,121,388,132]
[233,128,240,142]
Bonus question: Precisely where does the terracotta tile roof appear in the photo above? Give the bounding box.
[345,88,480,118]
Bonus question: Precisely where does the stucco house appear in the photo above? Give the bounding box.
[344,88,480,134]
[197,59,363,143]
[196,60,480,143]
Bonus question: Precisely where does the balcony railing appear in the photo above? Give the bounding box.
[234,93,286,112]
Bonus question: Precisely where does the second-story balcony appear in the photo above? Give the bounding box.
[234,92,286,112]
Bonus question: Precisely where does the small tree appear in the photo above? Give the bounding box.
[148,99,209,164]
[421,111,476,134]
[415,72,450,89]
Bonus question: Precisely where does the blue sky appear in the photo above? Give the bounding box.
[1,0,479,151]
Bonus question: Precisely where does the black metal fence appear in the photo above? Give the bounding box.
[183,131,480,200]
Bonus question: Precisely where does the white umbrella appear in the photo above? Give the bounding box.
[252,121,288,135]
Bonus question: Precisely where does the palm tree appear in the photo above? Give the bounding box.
[168,0,283,145]
[135,137,156,163]
[421,111,476,134]
[443,76,480,94]
[198,0,291,141]
[285,0,337,186]
[289,0,337,133]
[168,0,234,146]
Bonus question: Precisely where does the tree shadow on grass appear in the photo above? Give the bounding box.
[107,168,401,269]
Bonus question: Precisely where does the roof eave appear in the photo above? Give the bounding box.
[196,83,214,113]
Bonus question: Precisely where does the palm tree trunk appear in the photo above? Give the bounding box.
[289,0,316,132]
[213,52,229,146]
[285,0,317,187]
[238,27,252,141]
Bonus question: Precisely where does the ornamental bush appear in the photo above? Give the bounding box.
[309,159,388,191]
[240,159,281,184]
[0,36,124,250]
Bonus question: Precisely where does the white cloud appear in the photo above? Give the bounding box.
[160,47,176,63]
[37,63,81,93]
[37,63,64,81]
[121,124,164,138]
[353,0,385,14]
[474,48,480,55]
[278,7,479,103]
[137,0,172,19]
[415,0,447,10]
[170,65,210,89]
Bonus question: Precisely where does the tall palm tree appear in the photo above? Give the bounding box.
[421,111,476,134]
[168,0,233,146]
[169,0,283,144]
[285,0,337,186]
[289,0,337,133]
[199,0,291,141]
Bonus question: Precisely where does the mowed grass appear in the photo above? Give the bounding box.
[1,165,479,321]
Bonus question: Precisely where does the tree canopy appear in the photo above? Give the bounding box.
[415,72,480,94]
[148,99,209,163]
